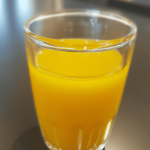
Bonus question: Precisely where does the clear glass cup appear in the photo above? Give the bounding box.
[23,9,137,150]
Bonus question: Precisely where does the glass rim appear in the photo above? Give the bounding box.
[23,9,137,52]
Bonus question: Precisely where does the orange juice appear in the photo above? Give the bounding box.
[26,39,130,150]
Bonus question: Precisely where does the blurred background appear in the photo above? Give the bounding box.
[0,0,150,150]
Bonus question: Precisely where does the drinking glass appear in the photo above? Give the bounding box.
[23,9,137,150]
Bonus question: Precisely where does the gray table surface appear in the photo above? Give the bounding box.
[122,0,150,6]
[0,0,150,150]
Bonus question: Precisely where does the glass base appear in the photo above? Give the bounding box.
[45,141,105,150]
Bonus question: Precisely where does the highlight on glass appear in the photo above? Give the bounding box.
[23,9,137,150]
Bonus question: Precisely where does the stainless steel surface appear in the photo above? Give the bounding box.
[0,0,150,150]
[117,0,150,6]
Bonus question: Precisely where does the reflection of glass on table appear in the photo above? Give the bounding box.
[24,10,137,150]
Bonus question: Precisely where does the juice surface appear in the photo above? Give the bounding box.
[27,38,130,150]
